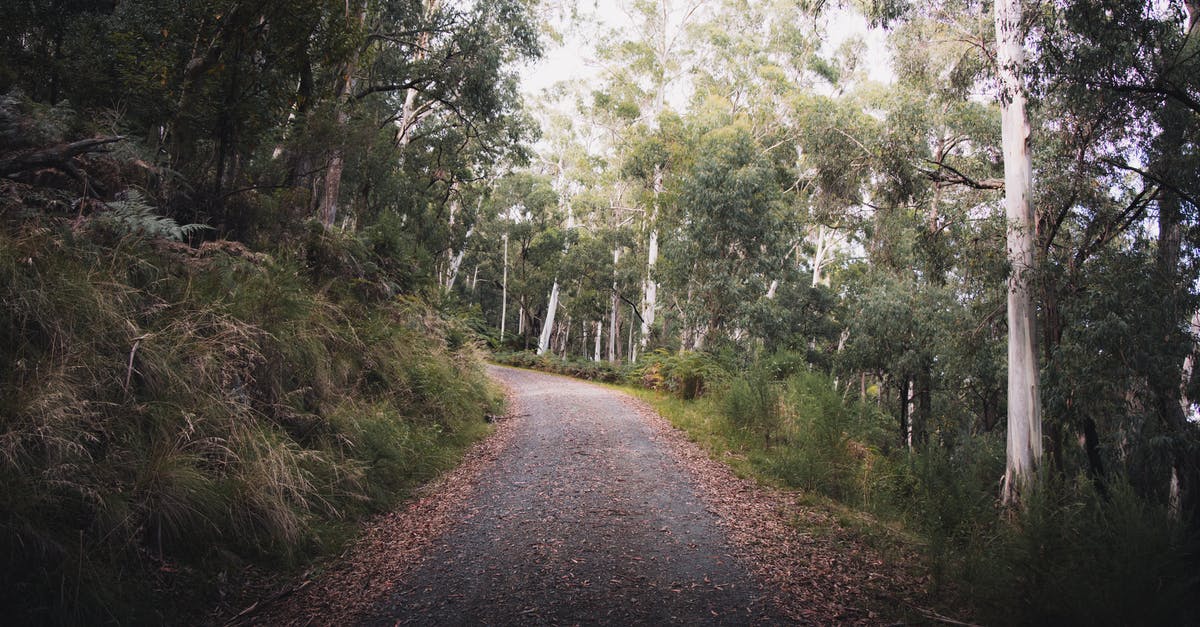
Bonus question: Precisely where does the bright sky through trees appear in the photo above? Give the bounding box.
[520,3,894,103]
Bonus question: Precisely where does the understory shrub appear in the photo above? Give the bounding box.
[492,351,628,383]
[634,350,729,399]
[0,222,499,624]
[722,369,781,436]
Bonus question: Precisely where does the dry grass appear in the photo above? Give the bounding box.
[0,222,500,623]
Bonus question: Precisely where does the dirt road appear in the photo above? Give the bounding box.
[366,365,780,624]
[252,365,917,626]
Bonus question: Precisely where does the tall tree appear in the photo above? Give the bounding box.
[995,0,1042,505]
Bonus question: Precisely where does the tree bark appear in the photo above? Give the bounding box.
[317,3,368,227]
[537,280,560,355]
[500,233,509,341]
[996,0,1043,506]
[609,248,621,362]
[0,136,123,180]
[640,164,663,355]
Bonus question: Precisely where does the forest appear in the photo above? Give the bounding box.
[1,0,1198,624]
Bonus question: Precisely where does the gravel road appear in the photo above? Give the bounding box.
[366,365,781,625]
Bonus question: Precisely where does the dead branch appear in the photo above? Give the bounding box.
[0,135,125,179]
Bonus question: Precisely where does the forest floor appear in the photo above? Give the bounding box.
[234,366,933,625]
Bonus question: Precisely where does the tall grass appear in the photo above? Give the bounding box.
[0,222,500,623]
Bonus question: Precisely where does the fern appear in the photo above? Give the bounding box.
[99,190,211,241]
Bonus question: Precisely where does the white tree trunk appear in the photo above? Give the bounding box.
[538,281,561,355]
[812,226,828,287]
[906,379,916,449]
[538,160,575,357]
[500,234,509,340]
[609,248,621,362]
[628,304,636,361]
[997,0,1043,506]
[396,0,440,151]
[594,320,603,361]
[561,316,571,358]
[445,224,474,291]
[640,165,663,354]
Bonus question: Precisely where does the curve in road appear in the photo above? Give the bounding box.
[369,365,781,625]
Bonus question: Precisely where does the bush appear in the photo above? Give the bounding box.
[491,351,628,384]
[0,223,499,623]
[722,370,781,436]
[633,350,728,399]
[964,481,1197,626]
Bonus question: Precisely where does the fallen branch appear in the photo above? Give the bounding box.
[0,135,125,179]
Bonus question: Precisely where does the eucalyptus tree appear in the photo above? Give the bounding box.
[593,0,708,358]
[1026,0,1200,514]
[668,126,795,349]
[305,0,540,227]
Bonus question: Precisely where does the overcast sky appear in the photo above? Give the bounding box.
[518,2,894,102]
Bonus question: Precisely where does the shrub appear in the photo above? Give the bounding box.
[964,480,1197,626]
[0,223,499,623]
[633,350,728,399]
[722,370,781,436]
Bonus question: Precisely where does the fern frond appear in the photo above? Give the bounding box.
[99,190,212,241]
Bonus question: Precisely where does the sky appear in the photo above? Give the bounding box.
[518,2,895,102]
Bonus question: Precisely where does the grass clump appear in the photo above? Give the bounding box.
[0,220,499,624]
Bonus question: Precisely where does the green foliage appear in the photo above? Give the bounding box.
[634,350,729,400]
[962,481,1197,626]
[722,370,781,436]
[95,190,211,241]
[0,223,499,623]
[493,351,628,384]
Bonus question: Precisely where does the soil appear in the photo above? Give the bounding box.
[244,366,928,626]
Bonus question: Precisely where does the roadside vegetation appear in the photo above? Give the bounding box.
[1,0,535,621]
[494,350,1198,626]
[0,216,501,624]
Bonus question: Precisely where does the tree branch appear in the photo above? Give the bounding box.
[918,158,1004,190]
[1100,157,1200,210]
[0,136,125,179]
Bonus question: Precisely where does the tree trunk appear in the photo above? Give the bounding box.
[537,281,561,355]
[996,0,1042,506]
[396,0,440,151]
[500,233,509,341]
[610,248,621,362]
[628,303,636,361]
[915,364,931,446]
[445,226,474,291]
[640,164,662,354]
[317,4,368,227]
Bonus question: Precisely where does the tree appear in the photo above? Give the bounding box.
[995,0,1042,505]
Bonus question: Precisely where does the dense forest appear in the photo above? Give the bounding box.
[2,0,1199,624]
